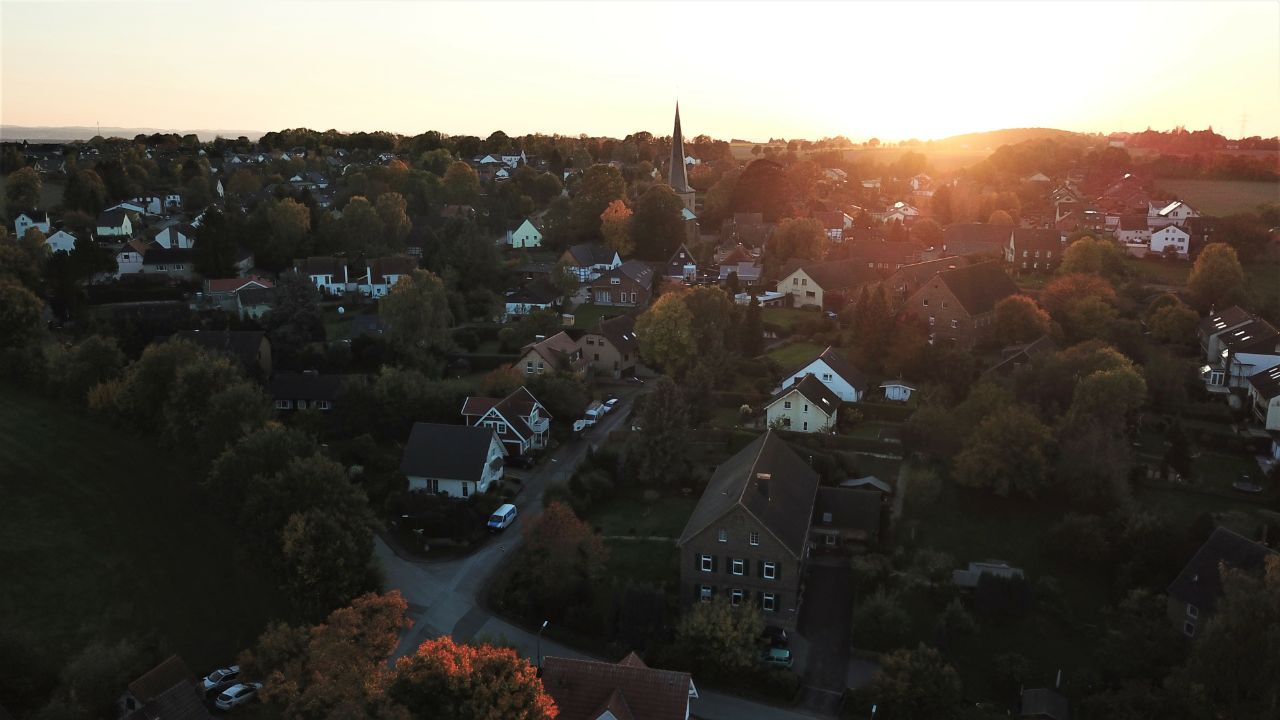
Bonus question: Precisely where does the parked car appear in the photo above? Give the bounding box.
[585,401,605,423]
[1233,473,1264,493]
[573,418,590,434]
[201,666,240,692]
[762,626,789,648]
[761,647,793,668]
[214,682,262,710]
[487,503,518,532]
[603,397,619,412]
[506,454,535,469]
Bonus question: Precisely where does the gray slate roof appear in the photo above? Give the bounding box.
[678,431,819,558]
[400,423,501,482]
[784,346,869,392]
[813,486,881,536]
[931,261,1019,316]
[1166,527,1277,615]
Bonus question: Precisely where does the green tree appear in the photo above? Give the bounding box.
[600,199,634,256]
[200,381,272,459]
[44,335,126,403]
[280,504,379,620]
[442,161,481,206]
[740,296,764,356]
[267,198,312,266]
[868,644,963,720]
[264,272,325,370]
[910,218,943,247]
[987,209,1014,225]
[1148,302,1199,345]
[161,354,245,447]
[419,148,454,176]
[63,169,107,215]
[636,293,697,377]
[954,405,1052,497]
[630,184,686,260]
[380,269,453,374]
[1060,235,1127,279]
[0,226,49,289]
[388,636,557,720]
[340,196,386,255]
[571,164,625,240]
[501,501,607,623]
[106,339,204,427]
[4,167,42,217]
[184,175,212,209]
[993,294,1050,345]
[853,591,912,651]
[624,376,690,487]
[206,425,319,502]
[1056,423,1133,509]
[683,285,737,355]
[768,217,825,264]
[1064,366,1147,430]
[1188,243,1247,310]
[226,168,261,200]
[1098,589,1185,684]
[376,191,412,248]
[192,209,238,277]
[673,596,764,678]
[0,278,43,348]
[35,639,144,720]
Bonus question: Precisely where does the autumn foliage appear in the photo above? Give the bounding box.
[390,636,558,720]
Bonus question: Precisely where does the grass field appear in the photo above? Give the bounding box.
[765,341,824,367]
[569,303,625,329]
[761,307,820,330]
[583,488,698,538]
[0,388,290,690]
[1125,256,1191,286]
[1153,179,1280,215]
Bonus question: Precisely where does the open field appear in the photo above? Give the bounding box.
[761,307,821,330]
[568,303,622,329]
[0,174,66,213]
[1125,256,1191,286]
[728,144,991,172]
[765,341,824,367]
[0,389,290,695]
[1153,179,1280,215]
[583,487,698,538]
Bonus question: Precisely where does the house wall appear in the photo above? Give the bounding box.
[679,506,806,630]
[780,268,821,309]
[1151,227,1190,258]
[591,276,646,307]
[512,222,542,249]
[1228,353,1280,389]
[115,250,144,276]
[46,231,77,253]
[778,359,861,401]
[1248,389,1280,430]
[1116,227,1150,246]
[407,437,504,498]
[518,348,555,375]
[765,389,837,433]
[1166,596,1201,637]
[883,385,913,401]
[582,333,634,378]
[905,281,986,348]
[97,216,133,237]
[15,215,50,238]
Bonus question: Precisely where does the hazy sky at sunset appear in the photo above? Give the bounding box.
[3,0,1278,141]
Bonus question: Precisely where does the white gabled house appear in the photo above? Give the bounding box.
[359,256,417,298]
[13,210,50,238]
[1151,225,1191,258]
[765,374,840,433]
[114,239,149,277]
[153,223,197,249]
[293,256,349,296]
[880,380,917,402]
[507,218,543,249]
[1149,200,1200,227]
[460,387,551,456]
[44,229,79,253]
[95,209,134,238]
[400,423,506,499]
[775,345,870,402]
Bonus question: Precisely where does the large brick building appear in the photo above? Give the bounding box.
[901,261,1019,348]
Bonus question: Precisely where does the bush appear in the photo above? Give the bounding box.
[974,573,1032,622]
[1045,513,1110,566]
[852,591,912,651]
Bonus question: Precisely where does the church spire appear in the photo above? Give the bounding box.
[668,101,690,193]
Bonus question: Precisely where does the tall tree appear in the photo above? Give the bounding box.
[868,644,964,720]
[442,161,481,206]
[265,271,325,370]
[0,278,43,349]
[193,209,238,277]
[673,596,764,680]
[993,295,1051,345]
[570,164,625,240]
[630,184,686,260]
[267,198,313,268]
[376,191,412,248]
[739,296,764,356]
[953,405,1052,497]
[624,376,691,487]
[768,217,825,264]
[63,169,107,215]
[380,269,453,374]
[339,196,386,255]
[1060,235,1126,279]
[388,636,557,720]
[4,167,42,216]
[44,335,126,404]
[600,199,634,256]
[635,293,697,378]
[1188,243,1247,310]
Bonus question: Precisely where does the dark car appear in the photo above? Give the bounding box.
[763,625,789,648]
[1233,473,1264,494]
[506,455,536,469]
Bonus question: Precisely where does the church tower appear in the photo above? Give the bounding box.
[668,102,696,213]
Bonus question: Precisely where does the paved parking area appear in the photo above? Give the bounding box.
[795,562,854,717]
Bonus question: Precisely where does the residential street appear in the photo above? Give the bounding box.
[376,387,829,719]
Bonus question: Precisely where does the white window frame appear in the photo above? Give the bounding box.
[749,532,760,546]
[762,593,776,612]
[763,562,776,580]
[700,554,713,572]
[699,585,712,602]
[731,558,745,576]
[717,529,728,543]
[730,589,744,607]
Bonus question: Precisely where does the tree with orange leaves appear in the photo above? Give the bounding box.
[389,636,558,720]
[600,199,634,256]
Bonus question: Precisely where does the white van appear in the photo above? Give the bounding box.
[585,401,605,424]
[487,503,517,532]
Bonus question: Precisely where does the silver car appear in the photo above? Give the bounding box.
[214,682,262,711]
[201,665,239,692]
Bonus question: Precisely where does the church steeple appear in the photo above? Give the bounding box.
[668,102,691,193]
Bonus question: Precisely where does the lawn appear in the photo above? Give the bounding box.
[322,302,380,341]
[1152,179,1280,216]
[569,303,626,329]
[0,389,290,697]
[602,539,680,589]
[583,487,698,538]
[765,341,824,367]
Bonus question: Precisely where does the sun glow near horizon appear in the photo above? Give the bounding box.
[2,1,1278,142]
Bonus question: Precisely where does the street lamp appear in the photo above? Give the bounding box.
[537,620,549,670]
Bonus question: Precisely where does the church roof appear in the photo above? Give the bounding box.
[668,103,691,193]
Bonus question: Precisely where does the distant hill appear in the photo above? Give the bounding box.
[0,125,264,142]
[927,127,1093,152]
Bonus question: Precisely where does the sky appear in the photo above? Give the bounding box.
[3,0,1279,142]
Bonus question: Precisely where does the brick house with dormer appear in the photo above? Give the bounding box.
[901,261,1019,348]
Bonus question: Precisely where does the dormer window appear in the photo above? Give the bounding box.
[611,277,620,285]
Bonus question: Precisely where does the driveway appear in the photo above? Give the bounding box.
[795,559,854,717]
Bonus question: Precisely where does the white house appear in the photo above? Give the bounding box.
[153,223,196,249]
[507,218,543,249]
[765,374,840,433]
[122,196,164,215]
[1247,365,1280,431]
[13,210,50,238]
[1151,225,1191,258]
[776,345,869,402]
[880,380,917,402]
[114,239,148,277]
[1149,200,1200,227]
[44,229,78,253]
[1115,215,1150,249]
[294,256,349,296]
[95,209,133,238]
[460,387,551,456]
[560,243,621,282]
[399,423,505,499]
[877,201,920,225]
[500,151,527,168]
[359,256,417,298]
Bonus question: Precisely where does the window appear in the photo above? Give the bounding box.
[822,373,833,381]
[822,512,832,523]
[732,558,745,576]
[1023,250,1029,257]
[763,562,776,580]
[700,555,713,572]
[611,277,620,285]
[730,589,744,607]
[718,529,728,543]
[274,400,291,410]
[801,278,808,286]
[793,278,799,286]
[317,400,332,411]
[922,298,929,307]
[297,400,308,410]
[941,301,948,309]
[536,362,544,372]
[762,593,777,612]
[1184,621,1196,637]
[1186,604,1199,619]
[461,482,469,497]
[749,532,760,546]
[803,404,809,412]
[593,353,600,361]
[699,585,712,602]
[784,401,792,409]
[825,533,837,546]
[950,319,959,329]
[928,316,936,326]
[526,361,534,374]
[803,422,808,430]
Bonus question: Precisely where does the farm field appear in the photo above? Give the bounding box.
[0,388,290,709]
[1153,179,1280,215]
